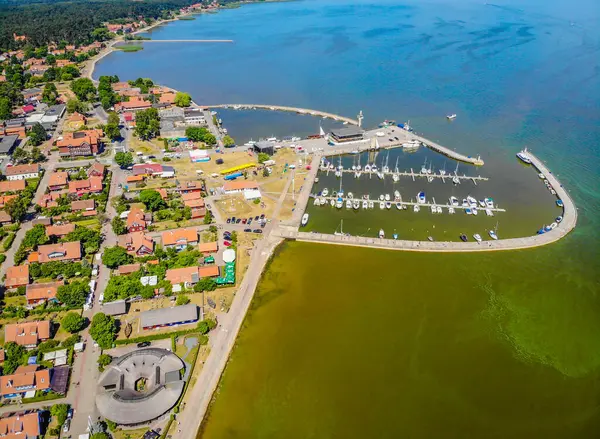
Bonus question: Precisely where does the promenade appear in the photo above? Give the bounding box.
[204,104,359,125]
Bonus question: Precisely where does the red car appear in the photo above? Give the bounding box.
[223,241,232,247]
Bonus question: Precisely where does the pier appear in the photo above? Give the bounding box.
[203,104,359,125]
[323,167,488,183]
[138,39,234,43]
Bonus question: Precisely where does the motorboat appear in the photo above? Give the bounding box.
[413,205,420,212]
[386,201,392,209]
[313,197,319,206]
[392,173,399,182]
[301,214,309,226]
[368,201,374,209]
[362,200,368,209]
[473,233,482,243]
[430,205,437,214]
[393,233,398,240]
[556,216,563,223]
[453,176,460,185]
[449,196,459,206]
[427,175,434,183]
[417,192,426,204]
[336,198,343,209]
[447,114,457,120]
[346,200,352,209]
[484,197,494,208]
[379,201,385,210]
[467,196,477,207]
[462,199,469,208]
[550,222,558,229]
[379,229,385,238]
[448,207,455,214]
[320,197,326,205]
[396,202,402,210]
[436,206,443,213]
[364,164,371,172]
[556,199,564,207]
[353,200,360,210]
[460,234,468,242]
[472,208,478,216]
[478,200,486,208]
[489,230,498,240]
[347,192,354,200]
[516,149,532,164]
[428,236,434,242]
[385,194,391,201]
[322,188,329,197]
[485,209,494,216]
[394,190,400,200]
[544,224,552,232]
[330,199,335,207]
[379,194,385,201]
[538,173,545,179]
[465,208,472,215]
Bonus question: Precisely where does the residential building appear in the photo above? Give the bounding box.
[191,208,206,219]
[222,180,260,194]
[5,265,29,289]
[0,180,26,194]
[132,163,163,177]
[159,92,176,105]
[126,207,148,232]
[183,108,206,125]
[71,199,95,213]
[0,365,51,399]
[115,97,152,112]
[56,129,103,157]
[117,263,141,275]
[21,88,42,101]
[4,164,40,181]
[162,229,199,251]
[165,266,199,288]
[26,281,63,307]
[0,412,41,437]
[45,223,75,237]
[160,165,175,179]
[87,162,105,177]
[48,171,69,191]
[37,192,61,209]
[140,303,198,330]
[198,265,220,278]
[117,232,154,256]
[0,135,19,156]
[175,180,203,194]
[68,176,103,196]
[198,242,218,255]
[37,241,81,263]
[5,320,51,348]
[0,195,18,208]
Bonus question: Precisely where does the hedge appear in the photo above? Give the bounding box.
[3,233,15,250]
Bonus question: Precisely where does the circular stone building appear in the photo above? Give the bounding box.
[96,348,185,425]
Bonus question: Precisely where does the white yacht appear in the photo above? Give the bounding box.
[478,200,486,208]
[516,148,532,164]
[267,137,277,142]
[473,233,482,242]
[436,206,443,213]
[485,209,494,216]
[396,202,402,210]
[448,207,455,214]
[353,200,360,210]
[368,200,374,209]
[379,201,385,210]
[330,199,335,207]
[484,197,494,208]
[365,164,371,172]
[379,229,385,238]
[386,201,392,209]
[336,198,343,209]
[379,194,385,201]
[417,192,426,204]
[394,190,400,200]
[472,208,478,215]
[430,205,436,214]
[449,196,459,206]
[452,176,460,185]
[489,230,498,240]
[447,114,457,120]
[321,188,329,197]
[345,200,352,209]
[347,192,354,200]
[301,214,309,226]
[313,197,319,206]
[467,196,477,207]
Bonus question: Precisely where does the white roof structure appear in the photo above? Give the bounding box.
[140,275,158,286]
[243,189,262,200]
[222,249,236,263]
[43,349,68,361]
[96,348,185,425]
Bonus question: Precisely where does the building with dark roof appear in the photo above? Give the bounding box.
[96,348,185,425]
[0,134,18,156]
[253,141,274,156]
[329,127,364,144]
[140,304,198,330]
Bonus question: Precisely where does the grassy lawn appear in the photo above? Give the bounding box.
[111,426,149,439]
[4,295,26,307]
[73,218,101,229]
[129,137,164,155]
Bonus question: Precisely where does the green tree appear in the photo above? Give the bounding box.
[194,277,217,292]
[71,78,96,101]
[203,209,213,225]
[57,281,89,307]
[223,135,235,147]
[139,189,166,211]
[66,98,87,114]
[102,246,133,268]
[3,342,26,374]
[105,123,120,140]
[50,404,69,426]
[30,147,46,163]
[111,216,126,235]
[258,152,270,164]
[114,152,133,168]
[0,98,12,120]
[174,91,191,107]
[134,108,160,140]
[27,123,47,146]
[107,111,119,125]
[89,313,117,349]
[176,294,190,305]
[4,197,27,222]
[185,126,216,145]
[98,353,112,371]
[42,82,58,105]
[61,312,85,333]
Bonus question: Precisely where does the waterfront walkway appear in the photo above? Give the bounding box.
[140,39,234,43]
[204,104,359,125]
[284,150,575,252]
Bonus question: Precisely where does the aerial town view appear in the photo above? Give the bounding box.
[0,0,598,438]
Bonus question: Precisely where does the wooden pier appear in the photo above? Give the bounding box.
[323,167,488,182]
[203,104,359,125]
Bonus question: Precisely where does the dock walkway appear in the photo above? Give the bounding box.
[325,168,488,183]
[312,196,506,213]
[203,104,359,125]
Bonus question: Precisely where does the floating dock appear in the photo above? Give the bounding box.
[310,196,505,213]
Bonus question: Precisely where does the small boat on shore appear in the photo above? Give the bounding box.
[473,233,482,242]
[301,213,309,226]
[379,229,385,238]
[460,234,468,242]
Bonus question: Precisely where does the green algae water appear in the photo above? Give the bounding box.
[199,241,600,439]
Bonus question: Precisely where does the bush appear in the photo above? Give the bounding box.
[61,334,80,349]
[3,233,15,250]
[51,403,69,426]
[98,353,112,371]
[0,254,6,264]
[62,312,86,333]
[176,294,190,306]
[105,419,117,432]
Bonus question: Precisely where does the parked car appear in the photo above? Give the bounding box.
[137,341,151,348]
[261,222,266,228]
[223,241,232,247]
[63,419,71,433]
[255,216,260,220]
[226,218,231,224]
[260,214,265,218]
[248,219,252,225]
[236,219,241,224]
[253,229,263,234]
[244,228,251,232]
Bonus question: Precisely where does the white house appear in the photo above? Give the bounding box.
[223,180,261,197]
[184,108,206,125]
[4,164,40,180]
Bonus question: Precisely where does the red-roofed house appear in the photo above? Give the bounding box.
[5,265,29,289]
[48,171,69,191]
[126,207,147,232]
[117,232,154,256]
[87,162,105,177]
[56,129,103,157]
[68,176,103,196]
[26,281,63,307]
[115,97,152,112]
